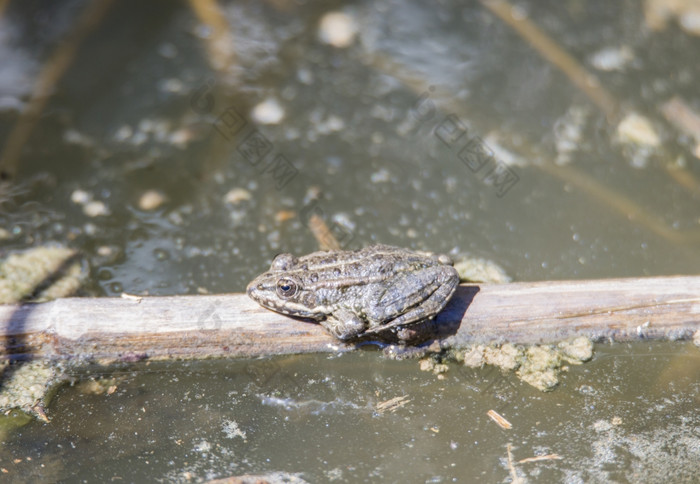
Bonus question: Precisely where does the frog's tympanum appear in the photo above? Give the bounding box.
[247,245,460,342]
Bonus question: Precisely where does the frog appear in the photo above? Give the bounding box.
[246,244,460,342]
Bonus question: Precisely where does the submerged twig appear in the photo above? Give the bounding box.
[360,18,700,247]
[375,395,411,414]
[0,0,115,179]
[308,214,341,251]
[518,454,562,464]
[538,163,700,244]
[480,0,700,195]
[187,0,236,72]
[0,0,10,18]
[480,0,620,120]
[506,443,525,483]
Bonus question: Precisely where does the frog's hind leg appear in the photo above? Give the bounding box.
[364,266,459,336]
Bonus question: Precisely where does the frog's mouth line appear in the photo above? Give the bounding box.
[259,300,328,321]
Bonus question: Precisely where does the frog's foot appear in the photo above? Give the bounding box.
[383,338,442,359]
[395,318,439,344]
[320,308,365,341]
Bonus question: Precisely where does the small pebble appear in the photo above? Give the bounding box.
[680,10,700,35]
[275,210,296,222]
[170,128,196,148]
[138,190,167,211]
[617,112,661,147]
[96,246,113,257]
[83,200,109,217]
[114,125,133,142]
[318,12,357,48]
[251,98,285,125]
[589,46,633,71]
[70,189,91,205]
[160,78,183,93]
[370,168,391,183]
[224,188,252,204]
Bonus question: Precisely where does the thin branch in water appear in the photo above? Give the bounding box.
[480,0,620,121]
[187,0,236,72]
[0,0,115,179]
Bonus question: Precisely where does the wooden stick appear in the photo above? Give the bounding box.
[437,276,700,347]
[1,276,698,361]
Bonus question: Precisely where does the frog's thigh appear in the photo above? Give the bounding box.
[320,308,365,341]
[366,266,457,325]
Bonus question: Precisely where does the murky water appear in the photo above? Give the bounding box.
[3,343,699,482]
[1,0,699,482]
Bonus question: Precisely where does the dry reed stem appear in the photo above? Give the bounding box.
[0,0,115,179]
[361,17,699,246]
[187,0,236,72]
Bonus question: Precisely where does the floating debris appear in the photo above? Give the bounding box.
[487,409,512,429]
[617,112,661,147]
[454,256,511,283]
[459,337,594,391]
[205,471,309,484]
[75,377,121,396]
[516,346,562,391]
[558,336,594,363]
[0,360,69,422]
[375,395,411,414]
[0,246,85,304]
[485,343,521,370]
[518,453,562,464]
[221,419,247,441]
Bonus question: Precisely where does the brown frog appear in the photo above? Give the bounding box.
[246,244,459,341]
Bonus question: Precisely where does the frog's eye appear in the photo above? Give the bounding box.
[276,278,299,298]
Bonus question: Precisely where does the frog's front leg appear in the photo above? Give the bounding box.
[320,308,366,341]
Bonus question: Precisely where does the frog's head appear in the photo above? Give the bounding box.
[246,253,324,320]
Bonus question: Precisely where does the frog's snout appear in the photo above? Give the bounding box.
[246,277,263,300]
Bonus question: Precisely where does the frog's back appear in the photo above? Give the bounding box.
[294,245,446,290]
